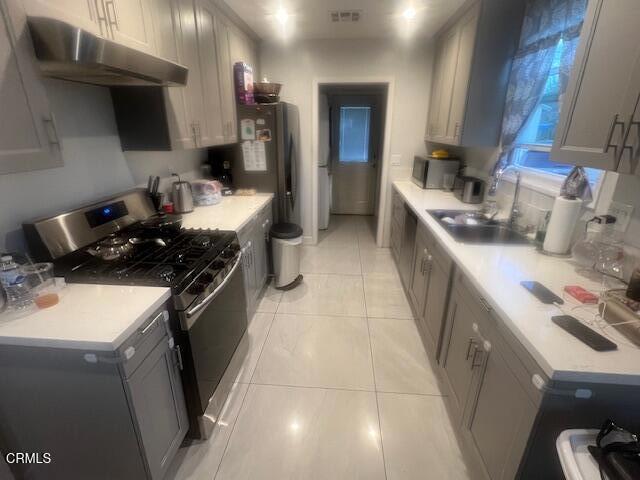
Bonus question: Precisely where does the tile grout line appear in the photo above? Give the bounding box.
[213,308,278,479]
[358,219,390,480]
[211,382,251,480]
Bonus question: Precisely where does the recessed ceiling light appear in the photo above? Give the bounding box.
[402,7,416,20]
[275,7,289,25]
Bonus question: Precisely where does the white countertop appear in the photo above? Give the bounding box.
[182,193,274,232]
[394,180,640,385]
[0,283,171,351]
[0,194,273,352]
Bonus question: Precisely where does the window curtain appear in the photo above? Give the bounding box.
[497,0,587,168]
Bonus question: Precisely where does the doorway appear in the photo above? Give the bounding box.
[316,83,388,238]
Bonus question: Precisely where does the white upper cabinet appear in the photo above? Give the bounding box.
[215,16,237,143]
[22,0,101,35]
[427,25,460,142]
[425,0,526,147]
[107,0,156,54]
[194,0,224,146]
[551,0,640,174]
[151,0,195,149]
[0,0,61,175]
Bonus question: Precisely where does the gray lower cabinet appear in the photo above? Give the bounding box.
[126,332,188,480]
[390,191,405,262]
[410,223,455,360]
[462,331,537,480]
[0,307,188,480]
[440,272,540,480]
[238,200,273,313]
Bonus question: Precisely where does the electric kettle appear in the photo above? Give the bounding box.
[171,173,194,213]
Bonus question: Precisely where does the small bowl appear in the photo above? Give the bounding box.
[254,82,282,95]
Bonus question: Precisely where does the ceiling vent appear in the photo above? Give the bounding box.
[330,10,361,22]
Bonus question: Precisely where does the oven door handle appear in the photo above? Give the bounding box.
[185,252,243,318]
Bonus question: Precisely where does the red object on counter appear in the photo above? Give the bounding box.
[162,202,174,214]
[564,285,598,304]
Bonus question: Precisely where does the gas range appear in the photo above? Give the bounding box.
[23,189,250,440]
[56,227,237,292]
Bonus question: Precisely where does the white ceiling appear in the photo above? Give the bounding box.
[223,0,467,40]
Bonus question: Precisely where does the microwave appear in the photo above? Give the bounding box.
[412,156,460,189]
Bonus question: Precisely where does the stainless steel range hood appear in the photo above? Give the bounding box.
[27,16,188,87]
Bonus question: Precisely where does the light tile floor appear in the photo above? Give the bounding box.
[167,215,471,480]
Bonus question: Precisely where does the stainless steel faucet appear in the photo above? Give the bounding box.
[488,163,522,227]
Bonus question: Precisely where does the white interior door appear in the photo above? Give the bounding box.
[330,95,380,215]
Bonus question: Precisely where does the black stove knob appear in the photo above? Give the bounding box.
[210,260,225,270]
[230,243,241,252]
[199,272,214,284]
[220,248,235,259]
[188,281,208,295]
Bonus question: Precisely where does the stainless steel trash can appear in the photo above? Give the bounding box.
[270,223,303,289]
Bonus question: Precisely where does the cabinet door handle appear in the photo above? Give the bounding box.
[42,116,60,147]
[604,113,625,154]
[619,115,639,169]
[174,344,184,371]
[465,338,476,360]
[479,296,492,312]
[105,0,118,31]
[94,0,109,36]
[471,348,484,368]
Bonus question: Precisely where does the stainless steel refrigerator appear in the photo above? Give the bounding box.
[233,102,300,225]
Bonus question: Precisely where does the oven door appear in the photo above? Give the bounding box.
[178,253,248,415]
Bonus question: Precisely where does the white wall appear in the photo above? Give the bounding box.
[260,38,434,242]
[0,80,205,252]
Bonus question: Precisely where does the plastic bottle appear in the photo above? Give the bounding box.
[0,255,34,311]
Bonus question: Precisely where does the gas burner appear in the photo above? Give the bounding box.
[190,234,211,248]
[155,265,176,283]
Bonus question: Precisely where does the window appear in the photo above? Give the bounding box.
[339,106,371,163]
[503,0,603,193]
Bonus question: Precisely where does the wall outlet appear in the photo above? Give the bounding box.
[390,154,401,166]
[607,201,634,233]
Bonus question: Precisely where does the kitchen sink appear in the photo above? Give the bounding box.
[428,210,531,245]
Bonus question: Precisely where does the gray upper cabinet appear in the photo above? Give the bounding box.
[552,0,640,173]
[0,0,62,175]
[425,0,525,147]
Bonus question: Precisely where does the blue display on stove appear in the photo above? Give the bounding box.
[85,201,129,228]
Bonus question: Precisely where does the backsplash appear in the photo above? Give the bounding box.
[0,80,205,253]
[447,146,640,278]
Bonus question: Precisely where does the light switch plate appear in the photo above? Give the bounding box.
[607,201,634,233]
[391,154,401,166]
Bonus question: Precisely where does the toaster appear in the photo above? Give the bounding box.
[453,176,485,204]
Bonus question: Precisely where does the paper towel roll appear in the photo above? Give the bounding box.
[543,196,582,254]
